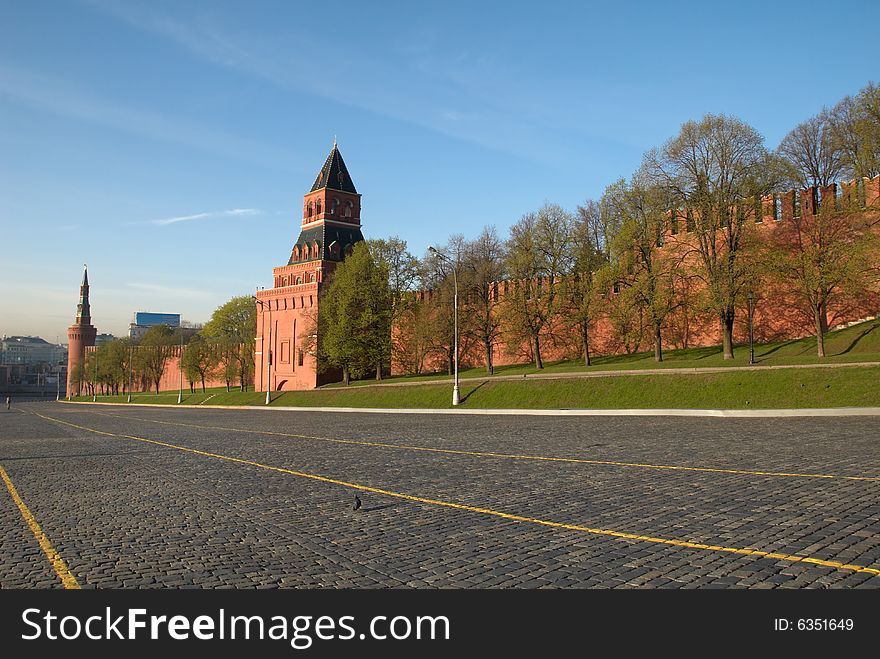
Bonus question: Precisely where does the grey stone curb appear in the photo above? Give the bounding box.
[58,400,880,417]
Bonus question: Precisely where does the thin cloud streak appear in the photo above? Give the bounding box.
[152,208,261,226]
[83,1,609,164]
[0,63,293,166]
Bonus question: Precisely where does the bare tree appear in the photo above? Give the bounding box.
[559,200,607,365]
[647,114,777,359]
[777,110,843,188]
[461,226,505,374]
[134,325,175,394]
[830,82,880,180]
[424,236,470,375]
[502,204,574,369]
[769,196,880,357]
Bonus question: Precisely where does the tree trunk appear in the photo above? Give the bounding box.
[342,366,350,385]
[814,303,826,358]
[582,324,591,366]
[155,380,160,394]
[484,340,494,375]
[819,299,829,335]
[201,377,206,393]
[720,309,735,360]
[653,320,663,363]
[532,334,544,369]
[225,380,230,392]
[376,359,383,381]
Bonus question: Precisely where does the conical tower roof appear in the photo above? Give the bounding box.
[310,141,357,194]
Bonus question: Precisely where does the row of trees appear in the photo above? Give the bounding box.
[72,296,256,396]
[73,82,880,390]
[316,82,879,381]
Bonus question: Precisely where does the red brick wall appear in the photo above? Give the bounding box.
[394,177,880,375]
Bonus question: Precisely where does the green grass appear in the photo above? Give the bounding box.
[323,316,880,387]
[70,318,880,410]
[71,363,880,409]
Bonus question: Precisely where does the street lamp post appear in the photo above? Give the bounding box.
[748,291,755,365]
[127,341,133,403]
[428,246,460,406]
[177,327,184,404]
[56,361,61,401]
[92,349,98,402]
[254,295,272,405]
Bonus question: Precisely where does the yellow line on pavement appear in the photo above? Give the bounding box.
[93,410,880,483]
[33,410,880,578]
[0,464,80,589]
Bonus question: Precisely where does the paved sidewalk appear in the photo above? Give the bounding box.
[62,400,880,417]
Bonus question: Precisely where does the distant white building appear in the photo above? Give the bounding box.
[0,336,67,366]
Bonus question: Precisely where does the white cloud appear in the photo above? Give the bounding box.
[151,207,261,226]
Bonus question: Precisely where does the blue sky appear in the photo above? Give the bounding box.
[2,0,878,340]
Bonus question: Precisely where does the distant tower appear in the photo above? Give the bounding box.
[255,142,364,390]
[66,265,97,397]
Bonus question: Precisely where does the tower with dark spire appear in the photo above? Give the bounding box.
[67,265,97,397]
[254,142,365,391]
[290,140,364,265]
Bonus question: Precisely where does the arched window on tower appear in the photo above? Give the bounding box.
[345,201,353,218]
[316,199,322,215]
[307,202,313,219]
[302,244,309,260]
[331,198,339,215]
[309,273,315,283]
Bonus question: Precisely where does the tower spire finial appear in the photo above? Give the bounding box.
[333,135,337,148]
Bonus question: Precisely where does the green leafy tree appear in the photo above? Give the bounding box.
[319,243,392,384]
[368,236,419,379]
[203,296,256,391]
[182,334,218,392]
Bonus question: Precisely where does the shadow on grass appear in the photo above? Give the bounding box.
[836,323,880,356]
[755,338,804,359]
[686,346,723,361]
[460,380,490,404]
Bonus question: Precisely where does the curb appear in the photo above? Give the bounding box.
[57,400,880,417]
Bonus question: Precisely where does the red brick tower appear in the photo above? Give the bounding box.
[255,141,364,390]
[67,265,97,397]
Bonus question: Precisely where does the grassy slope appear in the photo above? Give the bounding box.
[70,318,880,409]
[73,365,880,410]
[328,316,880,387]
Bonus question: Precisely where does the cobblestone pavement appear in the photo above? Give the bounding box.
[1,401,878,589]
